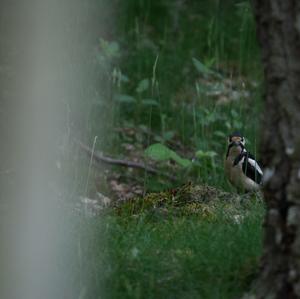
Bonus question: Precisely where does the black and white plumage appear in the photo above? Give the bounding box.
[224,132,263,192]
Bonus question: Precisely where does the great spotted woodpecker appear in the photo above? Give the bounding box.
[224,132,263,192]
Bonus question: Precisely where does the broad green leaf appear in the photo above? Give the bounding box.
[136,78,150,93]
[230,109,239,118]
[145,143,173,161]
[115,94,136,104]
[171,155,192,167]
[213,131,227,138]
[233,120,242,129]
[100,38,120,58]
[196,150,217,159]
[120,73,129,83]
[145,143,191,167]
[162,131,175,141]
[141,98,159,106]
[192,57,222,78]
[192,57,215,76]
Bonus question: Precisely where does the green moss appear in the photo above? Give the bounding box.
[114,183,263,220]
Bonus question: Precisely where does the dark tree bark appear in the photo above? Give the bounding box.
[245,1,300,298]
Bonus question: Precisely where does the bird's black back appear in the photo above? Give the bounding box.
[242,153,263,184]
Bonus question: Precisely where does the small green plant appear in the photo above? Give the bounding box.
[145,143,191,168]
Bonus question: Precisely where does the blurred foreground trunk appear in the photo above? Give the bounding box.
[245,1,300,298]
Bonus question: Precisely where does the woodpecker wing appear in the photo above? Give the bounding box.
[242,153,263,184]
[247,155,263,175]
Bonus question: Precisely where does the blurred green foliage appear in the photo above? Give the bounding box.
[83,0,264,192]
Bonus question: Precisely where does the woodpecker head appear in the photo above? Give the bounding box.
[226,131,245,157]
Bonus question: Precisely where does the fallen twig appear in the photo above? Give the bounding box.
[75,139,177,182]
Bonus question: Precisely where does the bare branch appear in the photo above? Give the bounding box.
[75,139,178,182]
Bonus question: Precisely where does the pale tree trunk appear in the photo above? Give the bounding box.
[244,1,300,298]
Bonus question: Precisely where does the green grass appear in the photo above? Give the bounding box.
[78,200,264,299]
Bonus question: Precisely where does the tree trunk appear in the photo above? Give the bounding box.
[245,1,300,298]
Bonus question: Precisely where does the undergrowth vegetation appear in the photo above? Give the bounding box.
[70,1,265,298]
[78,185,264,299]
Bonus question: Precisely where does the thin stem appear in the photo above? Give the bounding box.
[84,136,98,197]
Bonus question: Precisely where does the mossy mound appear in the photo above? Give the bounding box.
[114,183,263,220]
